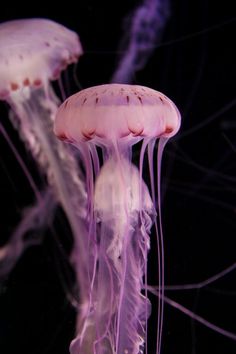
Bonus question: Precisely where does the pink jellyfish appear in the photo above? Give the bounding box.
[54,83,181,354]
[0,18,88,301]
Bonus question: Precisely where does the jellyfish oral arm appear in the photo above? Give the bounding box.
[92,158,155,353]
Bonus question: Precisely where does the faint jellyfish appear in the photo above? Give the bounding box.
[54,83,181,354]
[0,18,89,305]
[111,0,170,83]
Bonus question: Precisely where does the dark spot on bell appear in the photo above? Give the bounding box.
[23,78,30,86]
[165,126,173,134]
[58,133,67,141]
[33,79,42,87]
[10,82,19,91]
[137,96,142,103]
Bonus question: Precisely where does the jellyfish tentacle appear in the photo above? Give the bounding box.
[89,142,100,176]
[147,139,156,206]
[138,137,152,354]
[155,137,169,354]
[153,261,236,291]
[0,188,56,278]
[147,288,236,341]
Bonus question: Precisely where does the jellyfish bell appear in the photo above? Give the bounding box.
[0,18,82,101]
[54,83,181,354]
[0,18,83,162]
[55,84,180,147]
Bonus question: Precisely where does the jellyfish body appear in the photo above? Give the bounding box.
[0,18,89,306]
[0,18,82,99]
[55,83,181,354]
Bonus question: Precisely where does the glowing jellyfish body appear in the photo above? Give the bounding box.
[54,83,181,354]
[0,19,88,300]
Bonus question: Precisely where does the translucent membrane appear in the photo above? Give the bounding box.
[0,19,88,309]
[0,18,82,99]
[54,83,181,354]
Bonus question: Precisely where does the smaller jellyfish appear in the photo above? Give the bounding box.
[0,18,88,303]
[54,84,181,354]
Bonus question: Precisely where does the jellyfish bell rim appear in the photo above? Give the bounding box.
[0,18,83,100]
[54,83,181,147]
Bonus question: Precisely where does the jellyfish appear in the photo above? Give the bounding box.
[54,83,181,354]
[111,0,170,83]
[0,18,89,306]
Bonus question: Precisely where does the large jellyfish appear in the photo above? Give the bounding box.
[54,83,181,354]
[0,18,89,305]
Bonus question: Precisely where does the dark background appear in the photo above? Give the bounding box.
[0,1,236,354]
